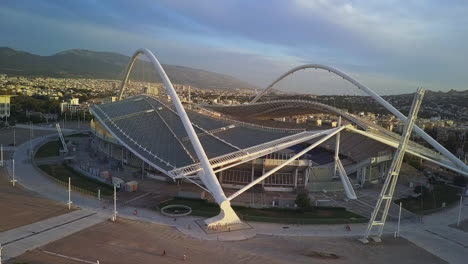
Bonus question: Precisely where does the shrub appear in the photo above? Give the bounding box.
[295,192,311,210]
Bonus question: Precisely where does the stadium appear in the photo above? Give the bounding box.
[89,48,468,229]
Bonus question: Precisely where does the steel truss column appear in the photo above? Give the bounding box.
[334,116,342,178]
[56,123,68,153]
[361,88,425,243]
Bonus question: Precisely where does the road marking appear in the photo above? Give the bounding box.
[123,192,152,204]
[39,250,99,264]
[1,213,96,246]
[425,229,468,248]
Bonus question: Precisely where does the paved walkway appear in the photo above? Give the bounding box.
[15,123,77,132]
[0,209,107,260]
[6,142,102,210]
[3,134,468,263]
[400,202,468,264]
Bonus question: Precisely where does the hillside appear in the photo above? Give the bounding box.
[0,47,258,90]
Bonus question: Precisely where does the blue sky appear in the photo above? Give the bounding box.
[1,0,467,94]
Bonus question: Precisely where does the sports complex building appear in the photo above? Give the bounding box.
[90,94,393,192]
[88,48,468,228]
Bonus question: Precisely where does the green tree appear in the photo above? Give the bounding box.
[295,193,311,211]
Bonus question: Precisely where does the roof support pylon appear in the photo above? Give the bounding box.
[360,87,425,243]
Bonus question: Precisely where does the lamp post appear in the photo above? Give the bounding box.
[11,159,17,187]
[397,202,402,237]
[112,185,117,221]
[457,194,463,227]
[67,177,72,210]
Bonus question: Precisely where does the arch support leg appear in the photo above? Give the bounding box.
[204,200,242,227]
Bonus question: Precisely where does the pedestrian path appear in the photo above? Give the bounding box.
[4,135,468,264]
[401,224,468,264]
[8,135,102,210]
[0,209,107,261]
[400,201,468,264]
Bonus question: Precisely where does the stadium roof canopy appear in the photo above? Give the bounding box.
[90,94,333,178]
[90,94,468,179]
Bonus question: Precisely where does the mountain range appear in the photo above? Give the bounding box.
[0,47,258,90]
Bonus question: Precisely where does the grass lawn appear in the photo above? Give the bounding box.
[395,184,462,214]
[158,197,366,224]
[38,164,114,196]
[35,140,61,158]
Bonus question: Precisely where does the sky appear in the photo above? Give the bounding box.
[1,0,467,95]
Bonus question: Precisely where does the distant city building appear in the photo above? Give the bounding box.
[0,95,15,119]
[70,97,79,105]
[60,97,80,114]
[143,86,159,96]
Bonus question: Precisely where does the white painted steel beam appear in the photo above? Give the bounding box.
[347,127,468,177]
[228,125,347,201]
[117,48,240,226]
[170,129,332,178]
[336,158,357,199]
[334,116,342,177]
[251,64,468,173]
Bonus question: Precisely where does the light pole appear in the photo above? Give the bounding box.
[112,185,117,222]
[457,194,463,227]
[29,122,33,158]
[396,202,402,237]
[0,144,3,167]
[11,159,17,187]
[67,177,72,210]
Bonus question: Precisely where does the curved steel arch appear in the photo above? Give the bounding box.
[251,64,468,173]
[117,49,241,226]
[118,51,147,101]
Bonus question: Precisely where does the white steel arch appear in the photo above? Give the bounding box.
[251,64,468,174]
[118,48,241,226]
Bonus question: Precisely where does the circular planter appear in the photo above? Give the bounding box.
[160,204,192,217]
